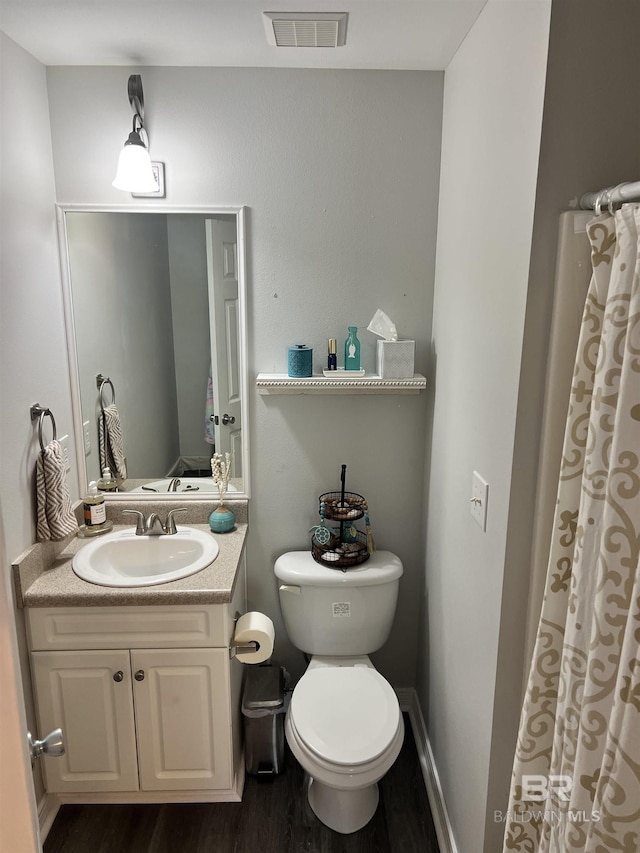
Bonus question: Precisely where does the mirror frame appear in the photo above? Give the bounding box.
[56,203,250,501]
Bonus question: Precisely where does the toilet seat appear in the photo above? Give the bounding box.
[289,666,400,765]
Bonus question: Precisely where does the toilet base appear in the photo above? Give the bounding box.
[307,775,379,834]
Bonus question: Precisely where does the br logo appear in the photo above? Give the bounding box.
[522,775,573,803]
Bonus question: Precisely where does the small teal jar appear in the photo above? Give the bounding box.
[209,505,236,533]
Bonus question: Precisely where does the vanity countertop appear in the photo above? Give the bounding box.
[13,501,248,608]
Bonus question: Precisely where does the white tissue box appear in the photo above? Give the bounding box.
[376,340,415,379]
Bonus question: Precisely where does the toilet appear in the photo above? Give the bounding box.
[275,550,405,834]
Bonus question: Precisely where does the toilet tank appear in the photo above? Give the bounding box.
[274,551,403,656]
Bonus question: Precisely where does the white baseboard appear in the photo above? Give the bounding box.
[38,793,60,844]
[397,687,458,853]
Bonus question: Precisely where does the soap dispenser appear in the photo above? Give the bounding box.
[98,467,118,492]
[83,481,107,528]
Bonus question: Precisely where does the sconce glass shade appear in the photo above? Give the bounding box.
[112,133,159,193]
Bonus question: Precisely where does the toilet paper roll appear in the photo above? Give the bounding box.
[233,612,275,664]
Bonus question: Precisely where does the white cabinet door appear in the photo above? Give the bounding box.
[132,648,232,790]
[31,650,139,792]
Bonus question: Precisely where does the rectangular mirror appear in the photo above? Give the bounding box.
[57,204,249,500]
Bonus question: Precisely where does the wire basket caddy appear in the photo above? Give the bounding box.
[310,466,374,570]
[311,528,369,568]
[318,491,366,521]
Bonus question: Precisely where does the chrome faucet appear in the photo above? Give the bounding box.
[167,478,181,492]
[123,508,187,535]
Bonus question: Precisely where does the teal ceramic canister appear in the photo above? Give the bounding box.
[209,505,236,533]
[288,344,313,377]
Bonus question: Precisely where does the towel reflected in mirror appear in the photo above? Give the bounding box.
[98,404,127,483]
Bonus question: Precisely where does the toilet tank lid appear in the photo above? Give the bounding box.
[274,550,403,586]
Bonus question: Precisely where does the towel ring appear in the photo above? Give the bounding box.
[96,374,116,412]
[30,404,57,453]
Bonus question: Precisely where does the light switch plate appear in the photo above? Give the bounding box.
[471,471,488,531]
[83,420,91,455]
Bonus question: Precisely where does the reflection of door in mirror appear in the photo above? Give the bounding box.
[62,209,246,495]
[206,219,242,478]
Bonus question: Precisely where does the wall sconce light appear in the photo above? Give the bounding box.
[112,74,164,195]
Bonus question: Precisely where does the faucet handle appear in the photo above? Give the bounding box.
[165,508,187,534]
[123,509,145,535]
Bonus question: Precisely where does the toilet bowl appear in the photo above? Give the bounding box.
[284,657,404,834]
[275,550,404,834]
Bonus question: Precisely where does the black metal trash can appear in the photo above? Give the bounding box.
[242,665,287,779]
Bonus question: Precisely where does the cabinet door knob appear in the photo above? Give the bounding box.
[28,729,65,763]
[113,670,124,682]
[134,670,145,681]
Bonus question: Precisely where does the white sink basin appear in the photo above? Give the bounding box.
[72,527,219,588]
[131,478,238,494]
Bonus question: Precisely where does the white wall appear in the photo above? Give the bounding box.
[0,36,75,559]
[45,67,443,685]
[418,4,551,852]
[0,31,69,846]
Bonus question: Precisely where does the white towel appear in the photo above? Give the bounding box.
[36,440,78,541]
[98,404,127,481]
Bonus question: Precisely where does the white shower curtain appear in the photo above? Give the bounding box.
[504,204,640,852]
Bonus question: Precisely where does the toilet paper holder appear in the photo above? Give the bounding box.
[230,640,259,659]
[229,611,259,659]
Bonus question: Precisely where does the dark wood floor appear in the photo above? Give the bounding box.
[44,715,439,853]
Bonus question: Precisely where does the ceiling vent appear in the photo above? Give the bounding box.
[263,12,348,48]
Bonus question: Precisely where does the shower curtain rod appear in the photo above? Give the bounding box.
[579,180,640,211]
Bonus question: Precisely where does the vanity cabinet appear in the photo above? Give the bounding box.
[27,600,244,803]
[31,649,138,792]
[132,647,230,792]
[31,647,231,793]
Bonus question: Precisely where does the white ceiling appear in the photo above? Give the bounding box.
[0,0,487,70]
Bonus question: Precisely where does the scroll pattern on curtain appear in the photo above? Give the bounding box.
[504,205,640,852]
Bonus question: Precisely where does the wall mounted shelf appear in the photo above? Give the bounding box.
[256,373,427,395]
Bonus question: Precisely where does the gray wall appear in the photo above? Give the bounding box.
[46,66,444,687]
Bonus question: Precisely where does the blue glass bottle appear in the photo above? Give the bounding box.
[344,326,361,371]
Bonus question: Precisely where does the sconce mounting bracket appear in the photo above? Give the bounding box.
[127,74,144,122]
